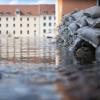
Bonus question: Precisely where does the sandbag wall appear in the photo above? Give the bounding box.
[56,6,100,49]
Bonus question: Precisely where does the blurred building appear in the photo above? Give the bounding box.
[0,4,56,37]
[56,0,96,25]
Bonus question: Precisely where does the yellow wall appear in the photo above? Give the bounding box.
[56,0,63,25]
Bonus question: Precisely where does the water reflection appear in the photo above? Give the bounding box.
[0,36,55,64]
[0,36,100,100]
[0,36,64,100]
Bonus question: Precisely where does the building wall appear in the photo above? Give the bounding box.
[0,5,56,38]
[40,15,56,37]
[57,0,96,24]
[62,0,96,15]
[0,15,40,37]
[0,14,55,37]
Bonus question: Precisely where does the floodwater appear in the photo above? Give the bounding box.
[0,36,100,100]
[0,36,63,100]
[0,36,55,64]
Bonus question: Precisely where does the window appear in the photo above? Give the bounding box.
[6,30,8,34]
[20,24,22,27]
[27,12,32,15]
[34,24,36,27]
[0,12,3,15]
[27,17,29,21]
[43,23,46,26]
[34,17,36,21]
[13,24,15,27]
[54,16,56,20]
[20,18,22,21]
[43,29,46,33]
[20,30,22,34]
[43,11,48,14]
[16,8,20,15]
[6,24,8,27]
[49,16,52,20]
[27,24,29,27]
[6,12,11,15]
[0,31,1,34]
[53,11,55,14]
[0,18,1,21]
[49,29,52,33]
[43,16,46,20]
[34,30,36,36]
[27,30,29,34]
[0,24,1,27]
[13,17,15,21]
[49,23,52,26]
[6,18,8,21]
[34,30,36,33]
[13,30,15,34]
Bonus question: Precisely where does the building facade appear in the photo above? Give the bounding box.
[0,4,56,37]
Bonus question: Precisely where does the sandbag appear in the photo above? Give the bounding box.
[71,10,84,20]
[57,6,100,48]
[76,27,100,47]
[93,18,100,28]
[84,6,100,18]
[68,22,79,33]
[76,16,87,28]
[86,17,95,26]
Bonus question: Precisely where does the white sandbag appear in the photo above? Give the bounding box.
[76,16,87,27]
[84,6,100,18]
[71,10,84,20]
[85,17,95,26]
[76,26,100,47]
[63,9,79,20]
[68,22,79,33]
[93,18,100,28]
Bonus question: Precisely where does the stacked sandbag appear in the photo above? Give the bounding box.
[56,10,77,47]
[57,6,100,48]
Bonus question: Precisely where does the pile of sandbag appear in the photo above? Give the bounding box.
[56,6,100,48]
